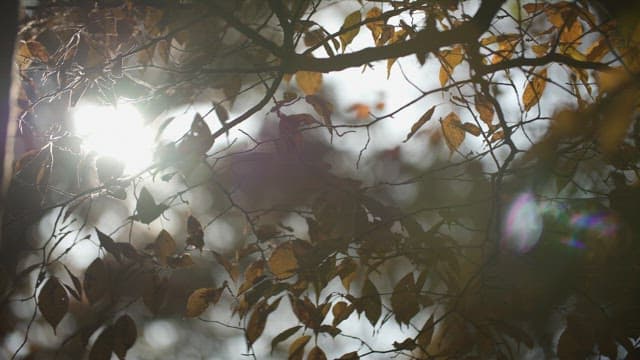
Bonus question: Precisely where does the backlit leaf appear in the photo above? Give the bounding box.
[270,325,302,353]
[365,7,384,42]
[185,215,204,251]
[441,112,465,154]
[404,105,436,142]
[332,301,353,326]
[63,265,82,300]
[288,335,311,360]
[474,95,494,126]
[96,228,121,262]
[186,287,216,317]
[523,68,548,111]
[305,95,333,134]
[439,46,464,86]
[246,301,269,346]
[339,10,361,52]
[417,314,435,348]
[461,122,482,137]
[134,187,167,224]
[84,258,108,304]
[269,242,298,279]
[213,251,239,282]
[308,346,327,360]
[38,277,68,333]
[154,230,176,266]
[296,71,323,95]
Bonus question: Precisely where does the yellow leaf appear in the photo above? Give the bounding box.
[586,37,610,62]
[560,19,583,46]
[386,29,408,78]
[339,10,361,52]
[474,95,494,126]
[441,112,465,154]
[532,43,549,57]
[522,68,548,111]
[16,41,32,70]
[295,71,323,95]
[439,46,464,86]
[365,7,384,42]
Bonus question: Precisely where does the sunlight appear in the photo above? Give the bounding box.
[73,102,154,173]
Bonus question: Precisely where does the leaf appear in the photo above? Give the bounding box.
[393,338,417,351]
[239,260,265,294]
[305,95,333,134]
[404,105,436,142]
[365,7,384,42]
[213,251,239,282]
[84,258,108,304]
[269,242,298,279]
[95,228,121,262]
[336,257,357,291]
[38,277,68,333]
[339,10,361,52]
[215,103,229,123]
[438,46,464,86]
[290,295,321,329]
[296,71,323,96]
[89,326,114,360]
[246,301,269,346]
[361,279,381,326]
[474,95,494,126]
[113,315,137,360]
[308,346,327,360]
[167,253,195,268]
[523,68,548,111]
[386,29,408,78]
[185,215,204,251]
[417,314,435,348]
[440,112,465,154]
[288,335,311,360]
[134,187,167,224]
[338,351,360,360]
[154,230,177,266]
[185,287,216,317]
[63,265,82,300]
[143,276,168,315]
[332,301,353,326]
[461,122,482,137]
[271,326,302,353]
[390,272,420,325]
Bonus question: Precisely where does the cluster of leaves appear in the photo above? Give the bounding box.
[6,0,640,359]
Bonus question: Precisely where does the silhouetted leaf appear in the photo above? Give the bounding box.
[393,338,417,350]
[84,258,108,304]
[133,187,167,224]
[185,215,204,251]
[213,251,239,282]
[95,228,121,262]
[404,105,436,142]
[113,314,137,360]
[339,351,360,359]
[305,95,333,134]
[246,301,269,346]
[89,326,113,360]
[154,230,176,266]
[390,272,420,325]
[63,265,82,300]
[361,279,381,326]
[38,277,68,333]
[417,314,435,348]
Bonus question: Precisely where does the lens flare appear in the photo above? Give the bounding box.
[501,192,543,253]
[73,103,154,173]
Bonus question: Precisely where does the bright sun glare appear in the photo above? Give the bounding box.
[73,103,155,173]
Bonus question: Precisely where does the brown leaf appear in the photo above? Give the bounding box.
[474,95,494,126]
[390,272,420,325]
[339,10,361,52]
[296,71,323,96]
[213,251,239,282]
[26,40,49,63]
[113,315,137,360]
[461,122,482,137]
[393,338,417,350]
[186,287,216,317]
[186,215,204,251]
[154,230,176,266]
[332,301,353,327]
[491,130,505,142]
[215,103,229,123]
[365,7,384,42]
[143,276,168,315]
[305,95,333,134]
[417,314,435,348]
[336,257,357,291]
[361,279,381,326]
[63,265,82,300]
[290,295,322,329]
[271,326,302,353]
[386,29,408,78]
[404,105,436,142]
[338,351,360,360]
[89,326,114,360]
[95,228,121,262]
[269,242,298,279]
[239,259,265,294]
[246,301,269,346]
[84,258,108,304]
[440,112,465,154]
[288,335,311,360]
[586,37,610,62]
[38,277,68,333]
[308,346,327,360]
[523,68,548,111]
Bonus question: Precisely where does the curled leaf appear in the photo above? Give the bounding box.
[404,105,436,142]
[339,10,361,52]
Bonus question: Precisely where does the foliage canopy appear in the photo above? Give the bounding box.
[3,0,640,358]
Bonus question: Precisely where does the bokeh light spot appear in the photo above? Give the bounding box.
[501,192,543,253]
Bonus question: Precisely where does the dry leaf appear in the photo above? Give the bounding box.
[154,230,176,266]
[365,7,384,42]
[308,346,327,360]
[404,105,436,142]
[439,46,464,86]
[474,95,494,126]
[441,112,465,154]
[339,10,361,52]
[523,68,548,111]
[186,215,204,251]
[288,335,311,360]
[461,122,482,136]
[185,287,216,317]
[296,71,323,95]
